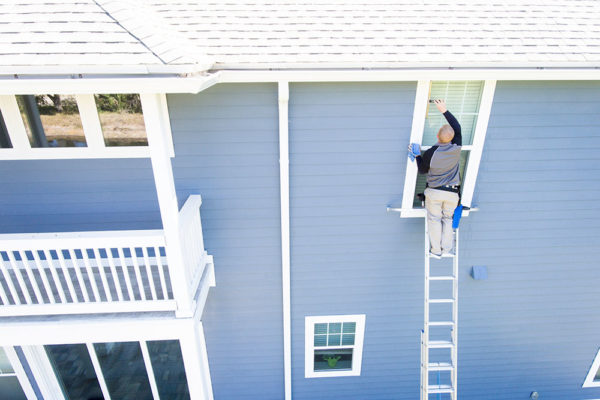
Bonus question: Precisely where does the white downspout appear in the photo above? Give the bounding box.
[278,81,292,400]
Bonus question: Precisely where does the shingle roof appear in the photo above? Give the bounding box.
[1,0,599,74]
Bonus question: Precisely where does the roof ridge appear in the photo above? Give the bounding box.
[93,0,213,71]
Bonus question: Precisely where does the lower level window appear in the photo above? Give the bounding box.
[305,315,366,378]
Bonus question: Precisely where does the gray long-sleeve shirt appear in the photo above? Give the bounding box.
[416,111,462,187]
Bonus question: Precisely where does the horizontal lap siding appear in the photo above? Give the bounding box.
[168,84,284,400]
[0,159,159,233]
[459,81,600,400]
[289,82,419,399]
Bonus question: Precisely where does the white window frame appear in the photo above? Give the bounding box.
[305,314,366,378]
[0,93,175,160]
[583,348,600,388]
[398,80,496,218]
[1,346,37,400]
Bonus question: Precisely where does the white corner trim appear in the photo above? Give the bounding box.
[583,348,600,388]
[459,80,496,208]
[278,81,292,400]
[304,314,366,379]
[400,80,430,217]
[3,346,38,400]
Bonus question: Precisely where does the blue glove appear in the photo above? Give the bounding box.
[407,143,421,162]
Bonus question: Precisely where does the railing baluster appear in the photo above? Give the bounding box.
[0,253,21,305]
[142,247,157,301]
[51,249,77,303]
[0,272,9,305]
[154,246,168,300]
[106,248,124,302]
[93,248,112,302]
[68,249,91,303]
[81,248,101,302]
[18,250,44,304]
[31,250,55,304]
[7,251,32,304]
[117,247,135,301]
[129,247,147,301]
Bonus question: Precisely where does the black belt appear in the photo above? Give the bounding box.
[429,185,460,193]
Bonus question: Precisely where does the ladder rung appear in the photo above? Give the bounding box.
[428,275,455,281]
[428,340,454,349]
[441,253,455,258]
[428,321,455,326]
[428,362,453,371]
[428,384,453,394]
[429,298,455,303]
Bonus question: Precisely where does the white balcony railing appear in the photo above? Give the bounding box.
[0,195,211,317]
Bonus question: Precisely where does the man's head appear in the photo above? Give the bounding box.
[437,124,455,144]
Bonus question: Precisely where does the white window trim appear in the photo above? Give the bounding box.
[2,346,38,400]
[305,314,366,378]
[583,348,600,388]
[0,93,176,160]
[397,80,496,218]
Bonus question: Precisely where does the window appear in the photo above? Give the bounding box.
[398,80,496,216]
[305,315,366,378]
[46,340,191,399]
[94,94,148,146]
[583,348,600,387]
[16,94,86,147]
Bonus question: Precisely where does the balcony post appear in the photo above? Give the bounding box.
[141,93,194,317]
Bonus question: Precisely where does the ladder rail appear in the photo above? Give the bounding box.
[422,217,459,400]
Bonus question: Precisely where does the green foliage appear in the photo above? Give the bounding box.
[94,94,142,113]
[33,94,142,115]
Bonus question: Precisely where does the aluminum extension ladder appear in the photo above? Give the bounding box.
[421,219,459,400]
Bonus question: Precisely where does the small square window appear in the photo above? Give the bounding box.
[305,315,366,378]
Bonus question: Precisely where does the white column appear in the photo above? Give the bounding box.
[140,93,195,317]
[0,95,31,150]
[180,319,214,400]
[20,346,65,400]
[278,81,292,400]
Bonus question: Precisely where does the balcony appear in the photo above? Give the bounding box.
[0,195,213,317]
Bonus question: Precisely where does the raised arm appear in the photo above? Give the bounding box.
[434,99,462,146]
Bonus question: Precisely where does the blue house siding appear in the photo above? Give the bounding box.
[0,158,160,233]
[288,82,423,399]
[167,84,284,400]
[457,80,600,400]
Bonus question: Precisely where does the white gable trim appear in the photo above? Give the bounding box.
[583,348,600,388]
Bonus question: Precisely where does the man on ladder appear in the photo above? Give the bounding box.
[411,99,462,259]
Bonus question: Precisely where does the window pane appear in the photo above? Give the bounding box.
[423,81,483,146]
[329,323,342,334]
[45,344,103,400]
[314,323,327,334]
[94,342,152,400]
[314,335,327,347]
[342,334,355,346]
[147,340,190,400]
[0,110,12,148]
[0,376,27,400]
[314,349,353,371]
[0,347,13,374]
[327,334,341,346]
[95,94,148,146]
[413,151,468,207]
[16,95,86,147]
[342,322,356,334]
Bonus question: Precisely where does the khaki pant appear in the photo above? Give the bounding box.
[424,188,459,255]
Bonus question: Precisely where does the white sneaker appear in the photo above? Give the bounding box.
[429,252,442,259]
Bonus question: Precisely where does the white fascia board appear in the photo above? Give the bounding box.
[0,62,215,76]
[218,68,600,83]
[0,315,190,346]
[0,72,221,95]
